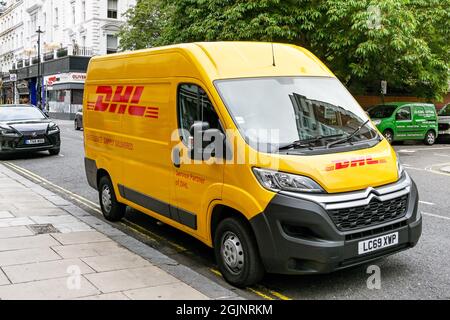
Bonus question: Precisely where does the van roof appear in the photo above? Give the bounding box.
[88,42,334,80]
[380,102,435,108]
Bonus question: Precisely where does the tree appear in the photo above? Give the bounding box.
[119,0,450,100]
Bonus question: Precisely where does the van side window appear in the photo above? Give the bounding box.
[396,107,411,121]
[178,84,220,143]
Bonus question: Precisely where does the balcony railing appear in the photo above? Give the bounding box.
[14,45,93,70]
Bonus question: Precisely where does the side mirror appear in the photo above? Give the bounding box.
[189,122,226,161]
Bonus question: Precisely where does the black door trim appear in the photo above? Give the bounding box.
[118,184,197,230]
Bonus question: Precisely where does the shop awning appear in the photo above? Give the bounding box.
[49,83,85,90]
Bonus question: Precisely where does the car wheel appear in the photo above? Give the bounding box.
[74,119,80,130]
[383,130,394,144]
[424,130,436,145]
[49,148,60,155]
[98,175,126,221]
[214,217,264,287]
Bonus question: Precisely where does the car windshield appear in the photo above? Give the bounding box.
[368,105,396,119]
[215,76,377,151]
[439,105,450,116]
[0,106,46,121]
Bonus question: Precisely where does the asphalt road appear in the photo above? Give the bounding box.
[1,119,449,300]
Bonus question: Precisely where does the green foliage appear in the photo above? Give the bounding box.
[119,0,450,100]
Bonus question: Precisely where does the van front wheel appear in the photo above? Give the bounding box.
[383,130,394,144]
[424,130,436,145]
[98,176,126,221]
[214,217,264,287]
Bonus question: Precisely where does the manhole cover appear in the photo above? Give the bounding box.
[28,224,60,235]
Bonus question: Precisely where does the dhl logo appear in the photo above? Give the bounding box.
[325,156,387,171]
[86,86,159,119]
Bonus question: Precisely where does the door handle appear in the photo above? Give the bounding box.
[172,147,181,168]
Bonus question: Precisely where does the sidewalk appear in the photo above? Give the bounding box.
[0,163,238,300]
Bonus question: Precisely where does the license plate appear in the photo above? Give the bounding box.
[25,139,45,145]
[358,232,398,255]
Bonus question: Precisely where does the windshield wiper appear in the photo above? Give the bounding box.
[326,120,371,149]
[278,134,345,151]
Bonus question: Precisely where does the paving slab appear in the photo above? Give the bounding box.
[85,266,179,293]
[0,234,60,252]
[51,231,110,245]
[0,247,61,267]
[124,282,209,300]
[0,217,35,228]
[0,211,14,219]
[52,241,129,259]
[81,253,150,272]
[2,258,95,283]
[0,269,10,285]
[75,292,130,300]
[0,276,100,300]
[0,226,34,239]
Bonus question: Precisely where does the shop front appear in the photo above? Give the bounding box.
[44,72,86,120]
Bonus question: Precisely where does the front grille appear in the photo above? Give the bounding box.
[438,123,450,131]
[327,194,408,231]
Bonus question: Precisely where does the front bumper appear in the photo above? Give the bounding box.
[250,174,421,275]
[0,132,61,153]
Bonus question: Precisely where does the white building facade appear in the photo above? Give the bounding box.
[0,0,134,113]
[0,0,135,73]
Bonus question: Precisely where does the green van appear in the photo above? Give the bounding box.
[368,102,438,145]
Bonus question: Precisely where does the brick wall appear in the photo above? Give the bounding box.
[355,93,450,110]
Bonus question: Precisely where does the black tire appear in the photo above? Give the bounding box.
[98,175,126,221]
[214,217,265,287]
[49,148,60,155]
[383,129,394,144]
[424,130,436,145]
[74,119,80,130]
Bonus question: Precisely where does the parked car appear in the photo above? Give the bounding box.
[74,111,83,130]
[368,102,438,145]
[438,103,450,137]
[0,104,60,155]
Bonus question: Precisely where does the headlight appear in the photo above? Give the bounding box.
[47,122,60,134]
[0,126,21,138]
[397,160,405,179]
[252,168,324,193]
[372,119,381,126]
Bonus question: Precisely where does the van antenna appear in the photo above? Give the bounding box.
[271,43,276,67]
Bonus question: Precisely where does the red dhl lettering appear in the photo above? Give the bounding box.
[325,156,387,171]
[86,86,159,119]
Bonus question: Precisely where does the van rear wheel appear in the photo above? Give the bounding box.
[214,217,264,287]
[424,130,436,145]
[98,176,126,221]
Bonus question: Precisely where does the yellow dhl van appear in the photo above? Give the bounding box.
[83,42,422,287]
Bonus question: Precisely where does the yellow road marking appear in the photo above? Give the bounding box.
[247,288,275,300]
[209,268,291,300]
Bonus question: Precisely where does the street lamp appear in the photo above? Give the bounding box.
[36,26,44,109]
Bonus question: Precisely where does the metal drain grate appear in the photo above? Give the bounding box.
[28,224,60,234]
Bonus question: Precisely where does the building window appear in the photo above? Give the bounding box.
[106,35,118,54]
[107,0,118,19]
[54,8,59,26]
[82,1,86,21]
[30,13,37,33]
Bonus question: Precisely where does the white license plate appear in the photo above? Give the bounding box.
[358,232,398,255]
[25,139,45,145]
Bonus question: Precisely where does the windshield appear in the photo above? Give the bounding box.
[0,107,46,121]
[368,105,396,119]
[215,77,377,151]
[439,105,450,116]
